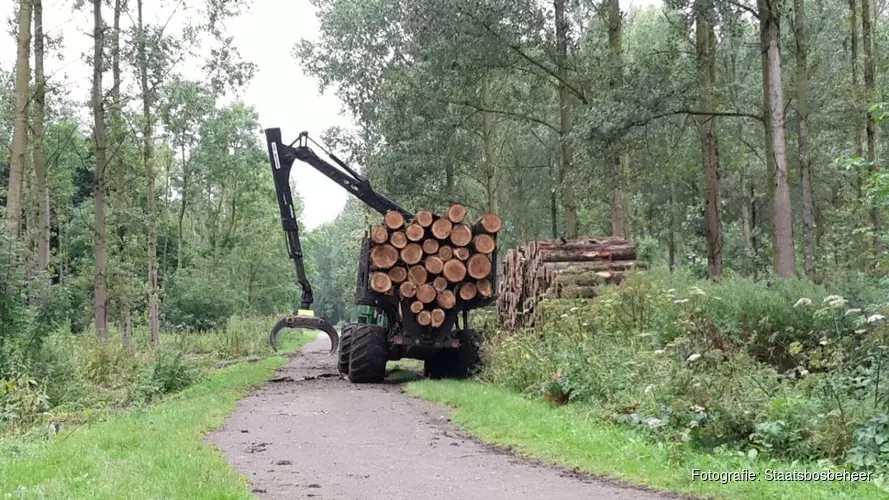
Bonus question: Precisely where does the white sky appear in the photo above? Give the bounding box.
[1,0,659,230]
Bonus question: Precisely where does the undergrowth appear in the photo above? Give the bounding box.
[480,268,889,489]
[0,316,284,436]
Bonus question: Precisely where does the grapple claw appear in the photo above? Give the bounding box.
[269,314,339,355]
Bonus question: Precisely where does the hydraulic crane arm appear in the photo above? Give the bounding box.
[263,127,411,354]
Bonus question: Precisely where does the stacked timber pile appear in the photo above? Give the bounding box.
[367,204,502,328]
[497,237,647,329]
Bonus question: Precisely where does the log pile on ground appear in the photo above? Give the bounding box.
[497,237,647,330]
[368,204,501,328]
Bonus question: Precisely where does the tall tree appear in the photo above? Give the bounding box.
[137,0,160,348]
[604,0,627,239]
[554,0,577,238]
[92,0,109,340]
[110,0,132,349]
[695,0,723,278]
[794,0,817,280]
[861,0,880,249]
[32,0,50,271]
[6,0,32,238]
[758,0,797,277]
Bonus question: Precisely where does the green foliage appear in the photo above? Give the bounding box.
[162,269,240,332]
[132,349,196,406]
[481,271,889,474]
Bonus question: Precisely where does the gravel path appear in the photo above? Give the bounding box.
[207,336,673,500]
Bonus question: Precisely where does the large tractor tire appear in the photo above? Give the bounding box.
[423,330,483,380]
[348,324,389,383]
[337,323,358,375]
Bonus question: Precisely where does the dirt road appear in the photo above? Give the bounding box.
[208,336,673,500]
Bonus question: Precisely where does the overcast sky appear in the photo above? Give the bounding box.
[1,0,660,230]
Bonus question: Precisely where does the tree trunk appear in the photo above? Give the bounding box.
[33,0,50,271]
[759,0,798,278]
[6,0,32,238]
[554,0,577,238]
[138,0,160,348]
[605,0,627,239]
[177,144,188,269]
[695,0,723,279]
[668,182,677,271]
[794,0,817,281]
[861,0,881,253]
[481,73,498,214]
[849,0,865,159]
[111,0,126,262]
[92,0,108,340]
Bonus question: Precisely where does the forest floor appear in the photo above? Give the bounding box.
[208,336,671,500]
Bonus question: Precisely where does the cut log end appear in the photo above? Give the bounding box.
[406,223,425,242]
[384,210,405,230]
[422,238,440,255]
[447,203,466,223]
[458,282,477,301]
[370,272,392,293]
[467,253,492,279]
[473,234,496,254]
[387,266,407,284]
[399,281,417,298]
[449,223,472,247]
[454,247,470,261]
[437,289,456,309]
[417,310,432,326]
[442,259,467,283]
[415,210,434,228]
[438,245,454,261]
[370,224,389,244]
[430,308,446,328]
[389,231,408,249]
[400,243,423,265]
[408,265,428,285]
[410,300,424,314]
[477,213,502,233]
[431,217,453,239]
[432,276,448,291]
[416,284,437,304]
[476,278,493,298]
[370,244,399,269]
[424,256,444,275]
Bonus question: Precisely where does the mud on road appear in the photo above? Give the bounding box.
[207,336,674,500]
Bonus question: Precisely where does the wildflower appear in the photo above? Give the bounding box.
[691,286,706,296]
[868,314,886,324]
[691,405,706,413]
[687,353,702,362]
[644,385,653,393]
[674,299,689,304]
[667,289,676,294]
[824,295,847,309]
[653,349,665,355]
[845,308,863,316]
[560,314,569,319]
[793,298,812,308]
[646,418,664,428]
[570,306,579,312]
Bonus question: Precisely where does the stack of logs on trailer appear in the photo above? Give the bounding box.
[497,237,647,330]
[367,204,502,328]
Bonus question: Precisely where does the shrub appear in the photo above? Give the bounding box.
[162,270,240,332]
[480,268,889,467]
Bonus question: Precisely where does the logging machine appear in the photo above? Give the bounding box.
[263,128,496,383]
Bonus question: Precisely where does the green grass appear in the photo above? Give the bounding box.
[0,332,314,500]
[406,379,888,500]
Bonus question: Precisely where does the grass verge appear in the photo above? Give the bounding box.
[0,333,314,500]
[405,379,887,500]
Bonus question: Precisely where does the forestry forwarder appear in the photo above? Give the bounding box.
[263,128,494,383]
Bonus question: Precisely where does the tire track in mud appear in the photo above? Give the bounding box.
[207,336,676,500]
